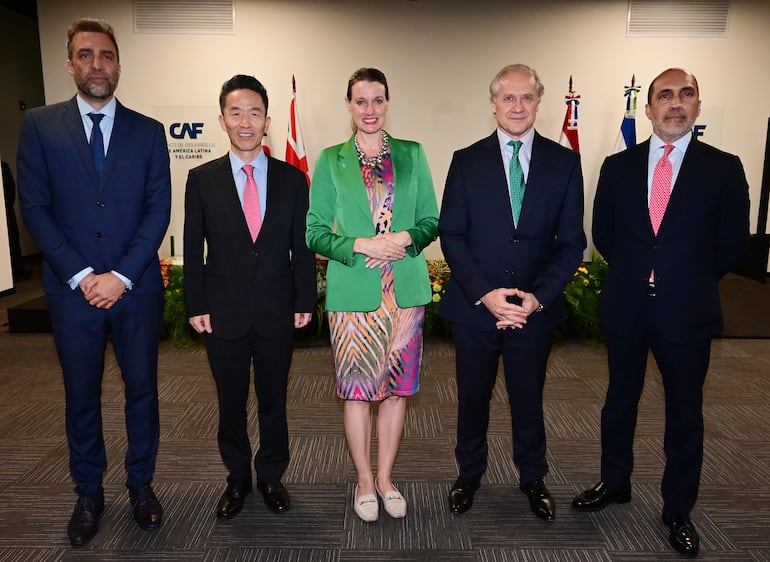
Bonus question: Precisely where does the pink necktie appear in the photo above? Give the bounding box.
[650,145,674,235]
[242,164,262,242]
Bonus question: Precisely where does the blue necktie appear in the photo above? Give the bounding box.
[508,140,525,224]
[88,113,105,176]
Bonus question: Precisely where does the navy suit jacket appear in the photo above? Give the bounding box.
[183,154,316,341]
[18,96,171,296]
[592,138,750,342]
[439,131,586,332]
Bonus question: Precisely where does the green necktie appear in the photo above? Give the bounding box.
[508,140,524,224]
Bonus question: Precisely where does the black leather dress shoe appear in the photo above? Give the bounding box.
[129,484,163,530]
[448,477,479,514]
[67,493,104,547]
[256,480,290,512]
[519,479,556,521]
[217,480,252,518]
[571,481,631,511]
[662,511,700,556]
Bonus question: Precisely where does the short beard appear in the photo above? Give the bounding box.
[76,77,117,101]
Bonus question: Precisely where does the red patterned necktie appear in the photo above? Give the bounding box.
[242,164,262,242]
[650,144,674,235]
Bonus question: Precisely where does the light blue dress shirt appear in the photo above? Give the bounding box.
[68,96,133,290]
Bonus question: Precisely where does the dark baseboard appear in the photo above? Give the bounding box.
[0,287,16,298]
[7,295,51,333]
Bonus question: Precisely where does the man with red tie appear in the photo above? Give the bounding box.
[183,75,316,519]
[572,68,750,556]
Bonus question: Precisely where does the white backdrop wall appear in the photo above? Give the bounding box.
[35,0,770,260]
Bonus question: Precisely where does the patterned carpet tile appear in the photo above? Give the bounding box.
[162,402,220,439]
[402,405,446,439]
[155,438,224,481]
[479,549,612,562]
[461,488,600,550]
[705,404,770,440]
[287,403,345,436]
[699,438,770,485]
[340,552,476,562]
[94,482,219,551]
[284,435,349,484]
[543,403,604,440]
[0,402,65,439]
[699,486,770,549]
[0,483,99,547]
[287,374,336,405]
[205,549,338,562]
[62,552,206,561]
[0,549,68,562]
[206,485,344,549]
[1,330,769,558]
[0,437,61,482]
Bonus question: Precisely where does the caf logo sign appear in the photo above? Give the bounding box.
[170,122,204,139]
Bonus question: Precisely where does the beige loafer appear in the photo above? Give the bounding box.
[376,480,407,518]
[353,485,378,522]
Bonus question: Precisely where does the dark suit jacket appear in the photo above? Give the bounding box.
[592,138,750,342]
[439,130,586,332]
[183,154,316,341]
[18,97,171,296]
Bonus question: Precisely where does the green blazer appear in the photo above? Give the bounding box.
[306,135,439,312]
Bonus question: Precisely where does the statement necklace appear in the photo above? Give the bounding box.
[355,131,390,167]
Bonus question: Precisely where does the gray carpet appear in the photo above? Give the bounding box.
[1,262,770,560]
[0,327,769,560]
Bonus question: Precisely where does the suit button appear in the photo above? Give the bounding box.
[653,244,659,250]
[96,200,105,207]
[96,232,103,238]
[250,250,258,256]
[510,237,520,244]
[505,269,514,276]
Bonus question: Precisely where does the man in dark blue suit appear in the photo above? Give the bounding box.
[439,64,586,521]
[17,18,170,546]
[571,68,750,556]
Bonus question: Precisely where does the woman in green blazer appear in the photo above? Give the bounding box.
[306,68,438,523]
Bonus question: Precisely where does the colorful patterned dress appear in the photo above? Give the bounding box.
[329,154,424,401]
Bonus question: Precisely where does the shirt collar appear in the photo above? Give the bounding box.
[497,127,535,153]
[76,95,117,120]
[228,148,268,176]
[650,131,692,155]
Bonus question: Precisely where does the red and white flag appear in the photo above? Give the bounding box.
[285,75,310,187]
[559,75,580,153]
[261,134,272,157]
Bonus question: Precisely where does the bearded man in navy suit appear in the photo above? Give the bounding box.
[439,64,586,521]
[572,68,750,557]
[18,18,170,546]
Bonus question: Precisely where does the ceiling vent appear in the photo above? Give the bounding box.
[627,0,729,37]
[133,0,234,34]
